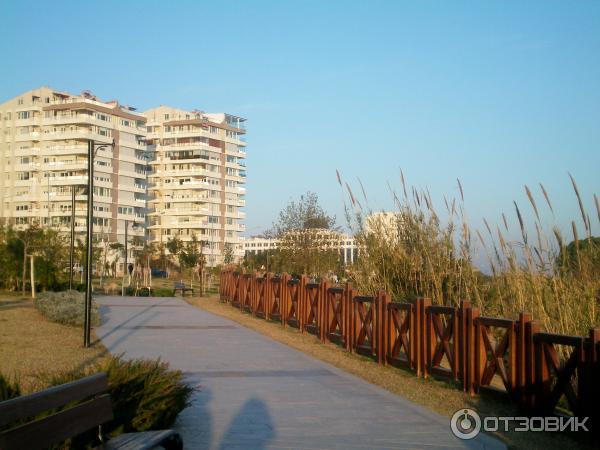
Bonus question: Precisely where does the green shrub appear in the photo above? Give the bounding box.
[3,355,194,447]
[121,287,174,297]
[34,290,99,327]
[101,356,194,432]
[0,373,21,402]
[40,355,194,436]
[151,287,174,297]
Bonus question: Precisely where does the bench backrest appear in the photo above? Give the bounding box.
[0,372,113,450]
[174,282,185,288]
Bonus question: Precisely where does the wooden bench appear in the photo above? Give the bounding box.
[173,281,194,296]
[0,373,183,450]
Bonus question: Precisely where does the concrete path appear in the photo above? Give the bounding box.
[96,296,504,450]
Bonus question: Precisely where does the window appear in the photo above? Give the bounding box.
[17,111,30,119]
[164,114,170,120]
[208,216,219,224]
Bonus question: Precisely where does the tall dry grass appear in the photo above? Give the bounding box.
[338,170,599,337]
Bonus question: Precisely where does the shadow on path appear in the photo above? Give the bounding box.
[218,397,275,450]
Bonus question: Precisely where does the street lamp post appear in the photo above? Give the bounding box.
[84,139,114,348]
[69,186,76,290]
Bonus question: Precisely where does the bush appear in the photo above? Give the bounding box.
[2,355,194,447]
[34,290,99,327]
[0,373,21,402]
[121,286,174,297]
[42,355,194,446]
[152,287,174,297]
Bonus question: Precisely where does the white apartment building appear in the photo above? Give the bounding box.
[145,105,246,266]
[1,87,247,270]
[0,87,147,272]
[244,232,358,265]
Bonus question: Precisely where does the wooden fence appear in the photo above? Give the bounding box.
[220,270,600,435]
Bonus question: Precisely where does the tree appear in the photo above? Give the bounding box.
[556,236,600,276]
[223,243,234,265]
[154,242,168,272]
[179,235,200,270]
[178,234,205,285]
[269,191,336,237]
[15,223,42,296]
[0,226,22,290]
[36,228,68,291]
[268,192,341,276]
[166,236,184,276]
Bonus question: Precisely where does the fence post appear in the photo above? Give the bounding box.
[320,280,329,343]
[465,305,479,395]
[529,321,543,413]
[423,297,433,378]
[281,273,289,327]
[299,275,308,332]
[413,297,423,377]
[581,328,600,438]
[474,313,485,393]
[378,290,390,365]
[516,312,532,406]
[458,301,471,391]
[237,273,243,310]
[345,282,354,352]
[251,272,257,314]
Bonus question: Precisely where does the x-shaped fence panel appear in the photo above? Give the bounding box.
[269,277,283,322]
[241,274,253,312]
[325,287,346,347]
[304,283,322,338]
[475,317,517,395]
[255,277,267,318]
[387,302,414,369]
[534,332,586,416]
[354,296,377,359]
[426,305,458,380]
[231,275,241,308]
[285,279,301,328]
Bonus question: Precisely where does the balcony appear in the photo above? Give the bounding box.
[14,131,41,142]
[151,207,210,216]
[46,161,88,171]
[150,167,214,178]
[43,113,111,128]
[43,129,113,144]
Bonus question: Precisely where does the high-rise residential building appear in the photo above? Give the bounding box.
[0,88,247,269]
[0,87,148,272]
[144,106,246,266]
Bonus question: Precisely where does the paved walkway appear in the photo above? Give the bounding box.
[96,296,504,450]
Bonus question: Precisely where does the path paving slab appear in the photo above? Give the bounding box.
[96,296,506,450]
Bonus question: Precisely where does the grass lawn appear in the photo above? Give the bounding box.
[0,291,108,393]
[186,294,594,450]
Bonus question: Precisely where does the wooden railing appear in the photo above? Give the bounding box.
[220,270,600,435]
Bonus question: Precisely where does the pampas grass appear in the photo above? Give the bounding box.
[340,171,599,337]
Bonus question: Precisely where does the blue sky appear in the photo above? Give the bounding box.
[1,0,599,244]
